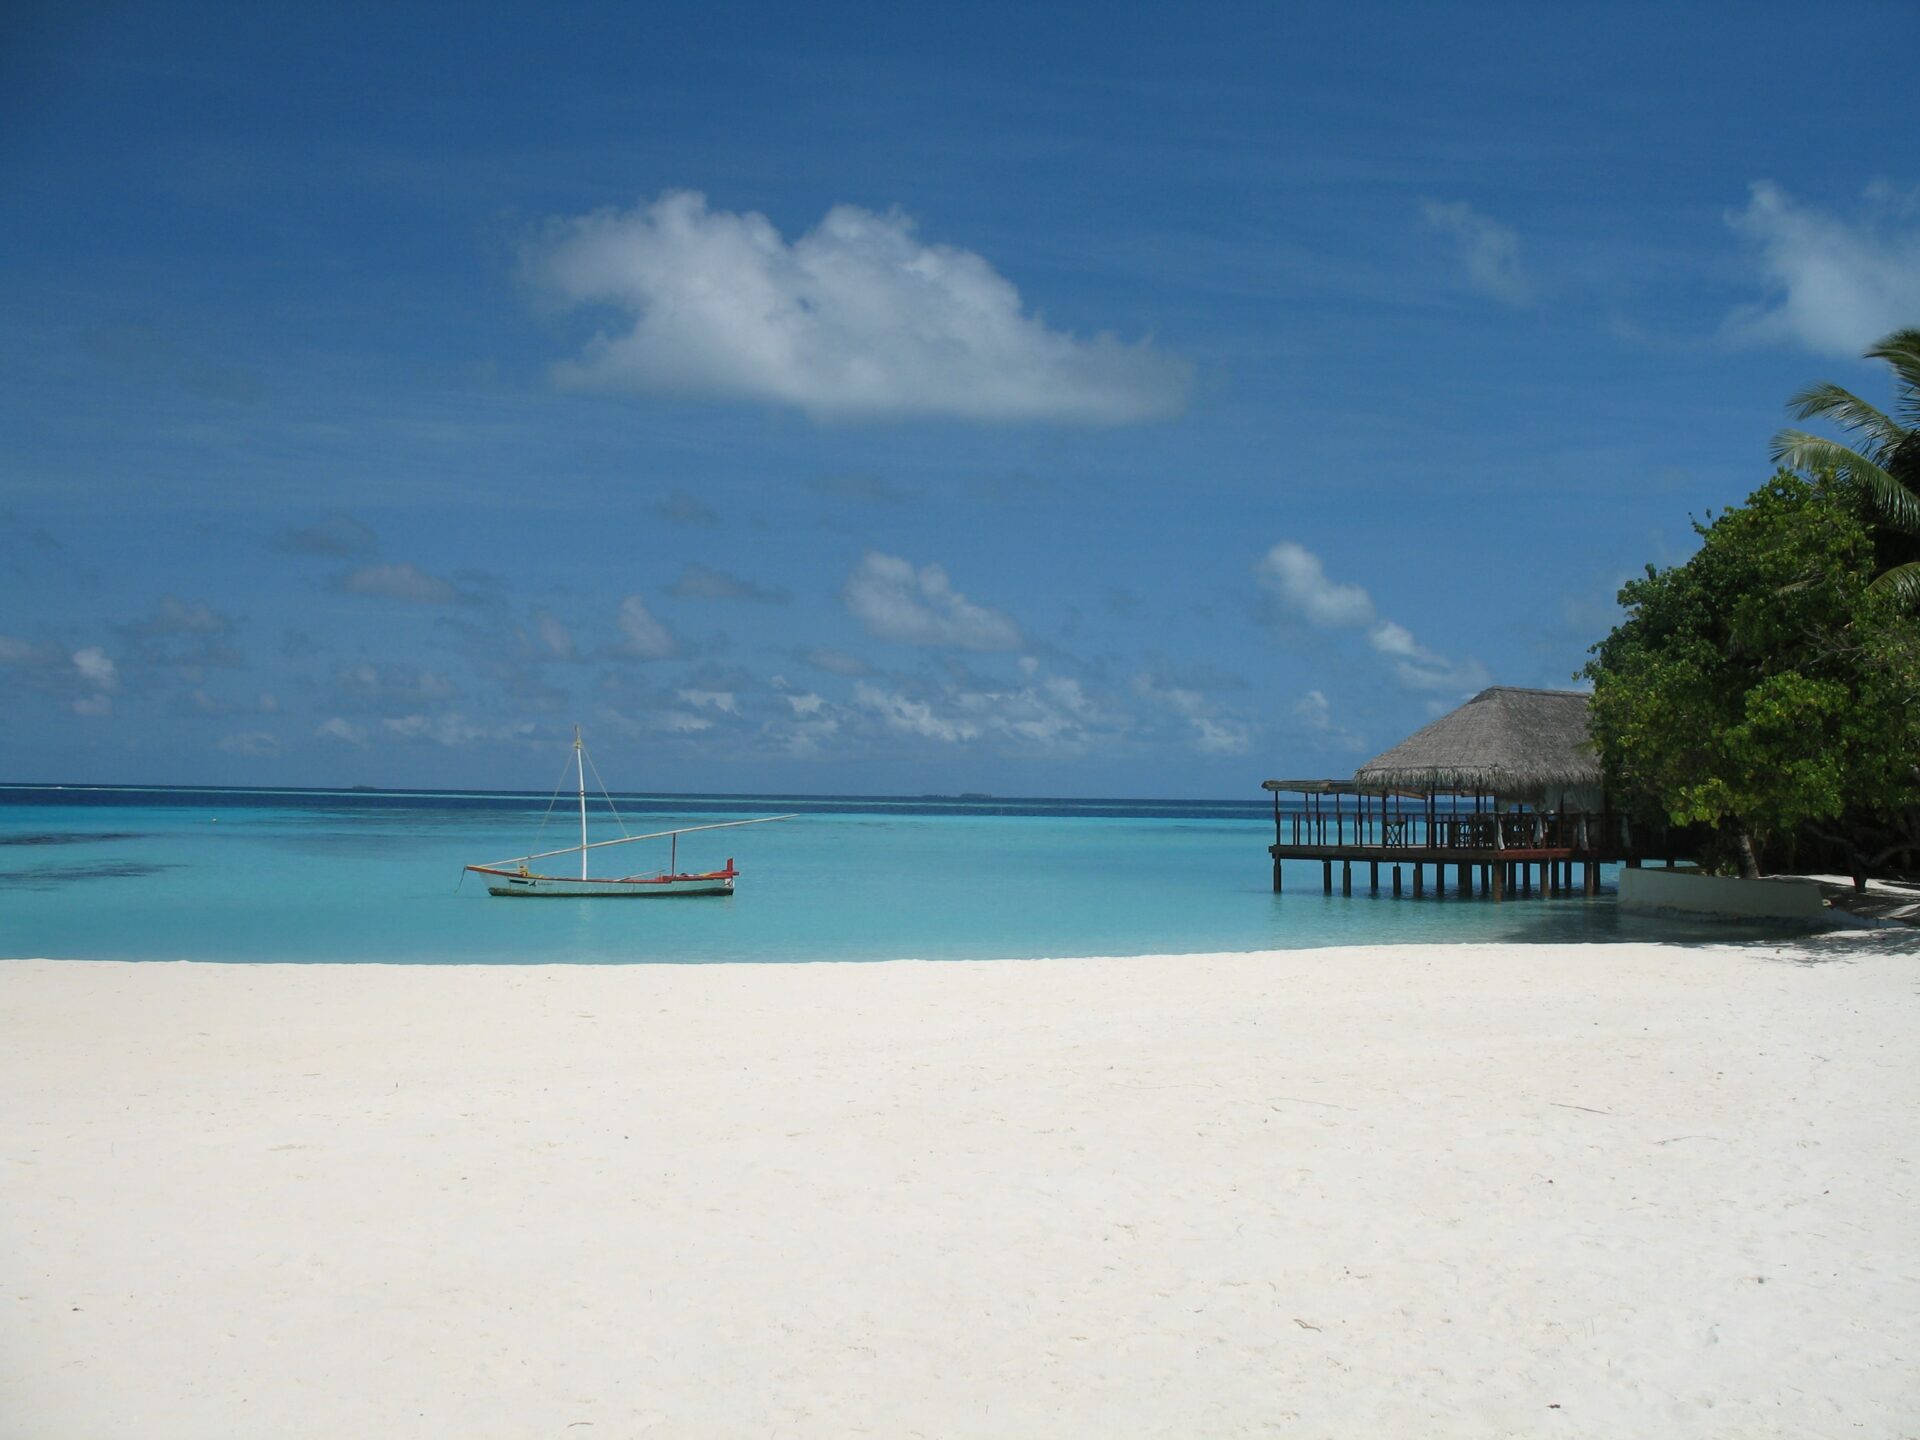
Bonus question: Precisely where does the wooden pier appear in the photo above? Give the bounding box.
[1261,779,1683,902]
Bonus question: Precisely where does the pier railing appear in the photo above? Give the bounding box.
[1271,795,1630,855]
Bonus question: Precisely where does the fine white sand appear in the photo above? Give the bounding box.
[3,936,1917,1438]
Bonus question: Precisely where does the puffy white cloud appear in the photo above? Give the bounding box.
[534,190,1190,424]
[332,562,458,605]
[849,667,1113,751]
[1366,620,1491,693]
[842,552,1022,651]
[614,595,677,660]
[852,682,983,744]
[1292,689,1367,753]
[1258,540,1489,697]
[1727,181,1920,355]
[72,647,116,689]
[1422,200,1533,306]
[1132,674,1256,755]
[677,689,739,715]
[316,717,367,745]
[1256,542,1377,629]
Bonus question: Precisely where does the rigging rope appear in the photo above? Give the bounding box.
[582,744,630,838]
[528,747,578,856]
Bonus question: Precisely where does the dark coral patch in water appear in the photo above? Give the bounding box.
[0,861,177,888]
[0,832,147,847]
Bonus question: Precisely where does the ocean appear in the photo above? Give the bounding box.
[0,784,1765,963]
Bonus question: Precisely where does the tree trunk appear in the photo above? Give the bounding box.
[1736,829,1761,881]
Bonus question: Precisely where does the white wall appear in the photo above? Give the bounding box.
[1618,868,1828,923]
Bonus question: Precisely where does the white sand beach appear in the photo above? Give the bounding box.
[3,937,1917,1439]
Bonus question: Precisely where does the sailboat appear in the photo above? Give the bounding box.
[464,728,793,898]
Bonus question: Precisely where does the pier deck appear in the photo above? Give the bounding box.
[1261,779,1685,901]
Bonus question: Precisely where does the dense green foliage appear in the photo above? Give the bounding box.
[1772,326,1920,607]
[1584,472,1920,878]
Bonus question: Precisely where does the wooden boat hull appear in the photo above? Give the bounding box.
[467,865,735,898]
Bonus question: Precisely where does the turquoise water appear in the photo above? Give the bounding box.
[0,786,1771,963]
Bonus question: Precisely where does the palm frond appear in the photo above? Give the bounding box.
[1865,559,1920,610]
[1772,430,1920,533]
[1783,381,1902,455]
[1865,327,1920,425]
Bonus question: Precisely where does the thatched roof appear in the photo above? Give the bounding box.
[1351,687,1600,800]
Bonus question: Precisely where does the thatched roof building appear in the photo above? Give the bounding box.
[1352,686,1600,805]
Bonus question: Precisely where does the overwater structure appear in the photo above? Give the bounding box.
[1263,686,1688,900]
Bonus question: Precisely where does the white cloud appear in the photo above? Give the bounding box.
[842,552,1022,650]
[1132,674,1256,756]
[0,634,32,663]
[532,608,575,660]
[614,595,677,660]
[1422,200,1532,306]
[534,190,1191,424]
[1258,540,1489,697]
[333,562,458,605]
[381,713,534,747]
[316,717,367,745]
[852,683,983,744]
[1292,689,1367,753]
[655,711,713,735]
[798,645,870,677]
[72,647,116,689]
[677,689,739,715]
[216,730,279,757]
[1256,542,1377,628]
[333,661,458,708]
[1366,620,1492,693]
[1726,181,1920,355]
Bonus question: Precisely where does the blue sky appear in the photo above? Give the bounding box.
[3,0,1916,795]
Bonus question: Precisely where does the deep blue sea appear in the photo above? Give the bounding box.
[0,784,1769,963]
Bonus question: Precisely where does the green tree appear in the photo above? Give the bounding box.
[1584,471,1920,879]
[1771,326,1920,606]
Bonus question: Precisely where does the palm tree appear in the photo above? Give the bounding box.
[1771,326,1920,606]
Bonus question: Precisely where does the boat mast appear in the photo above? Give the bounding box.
[575,725,588,880]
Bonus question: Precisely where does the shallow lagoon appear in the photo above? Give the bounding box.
[0,786,1781,963]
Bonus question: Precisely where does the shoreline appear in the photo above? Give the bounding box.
[4,939,1917,1437]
